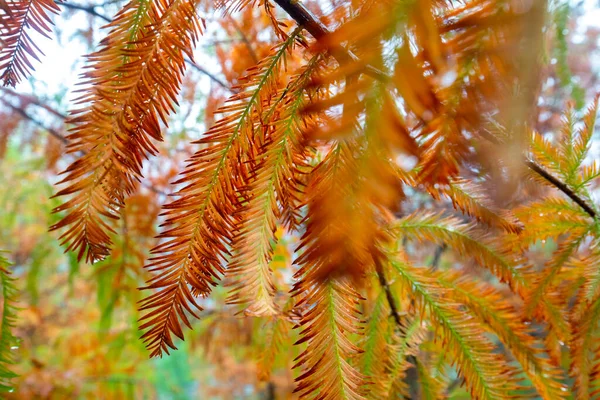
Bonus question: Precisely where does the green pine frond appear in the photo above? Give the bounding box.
[391,212,527,294]
[416,353,448,400]
[578,162,600,191]
[439,273,568,398]
[526,232,590,318]
[513,198,591,245]
[256,299,295,382]
[569,96,599,185]
[361,292,426,400]
[530,128,565,176]
[388,255,522,399]
[384,317,427,399]
[361,293,392,386]
[0,253,18,393]
[570,292,600,399]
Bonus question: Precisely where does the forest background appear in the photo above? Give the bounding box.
[1,0,600,398]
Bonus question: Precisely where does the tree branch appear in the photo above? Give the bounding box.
[373,256,419,399]
[430,244,447,271]
[374,256,403,327]
[186,61,235,93]
[272,0,388,82]
[227,15,258,64]
[59,2,111,22]
[525,159,597,219]
[2,100,68,144]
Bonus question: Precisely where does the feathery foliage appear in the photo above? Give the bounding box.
[138,30,306,357]
[3,0,600,398]
[0,0,59,87]
[50,0,203,263]
[0,253,18,393]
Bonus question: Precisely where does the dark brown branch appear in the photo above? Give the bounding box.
[430,244,447,271]
[272,0,388,82]
[374,256,403,327]
[525,160,597,219]
[373,256,418,399]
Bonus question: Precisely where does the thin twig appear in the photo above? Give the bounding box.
[1,87,68,119]
[430,244,447,271]
[59,2,111,22]
[374,256,403,327]
[2,98,169,196]
[227,15,259,64]
[373,256,418,399]
[525,159,597,219]
[185,60,235,93]
[2,101,68,144]
[58,2,234,92]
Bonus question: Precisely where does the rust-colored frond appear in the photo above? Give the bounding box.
[214,0,256,14]
[294,138,397,282]
[439,272,568,398]
[391,212,528,294]
[313,0,539,187]
[50,0,203,263]
[292,277,367,399]
[388,256,522,399]
[226,56,321,316]
[297,83,414,281]
[138,32,302,357]
[398,0,537,186]
[0,0,59,87]
[434,178,524,234]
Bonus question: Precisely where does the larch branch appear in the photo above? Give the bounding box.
[272,0,388,81]
[374,256,403,327]
[525,159,597,219]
